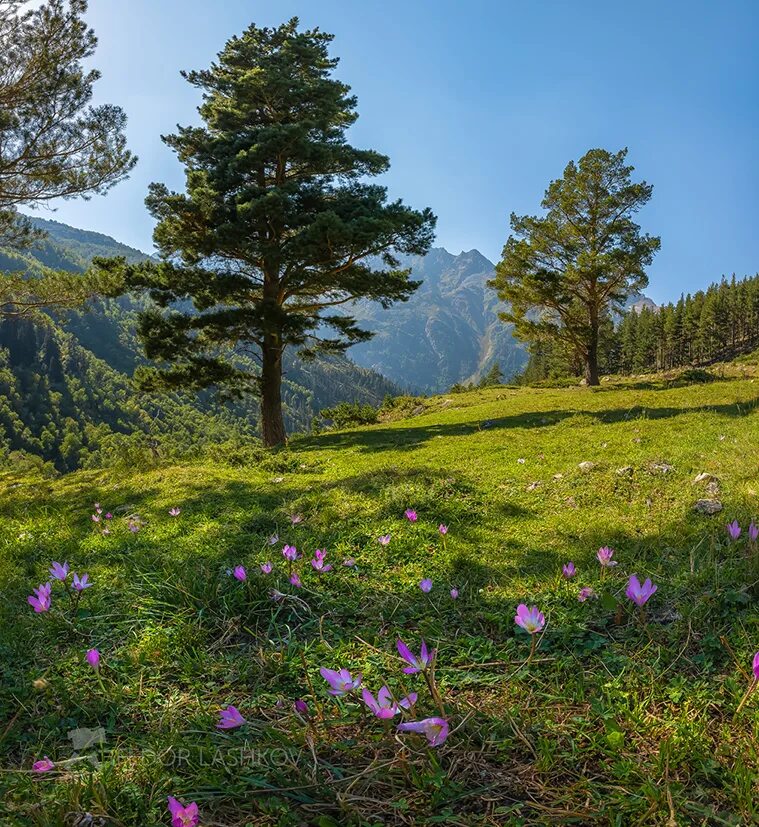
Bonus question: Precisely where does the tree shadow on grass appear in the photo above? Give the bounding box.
[295,395,759,454]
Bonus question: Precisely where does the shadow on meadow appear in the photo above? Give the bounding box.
[296,395,759,454]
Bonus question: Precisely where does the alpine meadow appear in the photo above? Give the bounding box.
[0,3,758,826]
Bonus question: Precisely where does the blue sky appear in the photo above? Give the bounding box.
[44,0,759,304]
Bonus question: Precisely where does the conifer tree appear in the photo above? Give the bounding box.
[490,148,660,385]
[100,18,435,447]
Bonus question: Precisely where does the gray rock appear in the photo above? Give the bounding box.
[616,465,634,476]
[578,461,596,472]
[694,499,723,515]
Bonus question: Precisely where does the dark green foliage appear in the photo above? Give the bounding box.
[102,18,435,447]
[614,275,759,374]
[0,218,401,470]
[319,401,378,428]
[0,0,134,313]
[490,148,660,385]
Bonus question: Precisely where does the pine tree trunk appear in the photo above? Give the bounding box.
[260,335,287,448]
[585,313,600,385]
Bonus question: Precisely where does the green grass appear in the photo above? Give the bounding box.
[1,378,759,825]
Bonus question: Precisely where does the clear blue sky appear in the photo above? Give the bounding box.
[45,0,759,304]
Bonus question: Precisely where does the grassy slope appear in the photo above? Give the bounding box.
[1,378,758,825]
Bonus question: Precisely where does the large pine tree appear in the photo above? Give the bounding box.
[102,18,435,447]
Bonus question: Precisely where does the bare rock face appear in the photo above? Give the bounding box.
[694,499,723,515]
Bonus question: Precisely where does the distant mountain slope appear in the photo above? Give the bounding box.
[348,247,528,393]
[0,217,400,469]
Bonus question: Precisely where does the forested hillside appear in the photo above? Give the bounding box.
[520,273,759,382]
[0,218,400,471]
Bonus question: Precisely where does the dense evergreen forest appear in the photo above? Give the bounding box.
[519,274,759,382]
[0,218,400,473]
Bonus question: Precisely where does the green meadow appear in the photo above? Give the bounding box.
[2,376,758,825]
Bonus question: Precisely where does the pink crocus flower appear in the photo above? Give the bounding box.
[91,513,100,523]
[514,604,545,634]
[311,549,332,572]
[342,558,356,567]
[578,587,597,602]
[72,573,92,591]
[597,546,617,567]
[361,686,417,718]
[49,561,69,581]
[168,507,181,517]
[625,574,657,607]
[405,509,418,522]
[378,534,391,546]
[268,533,279,545]
[127,519,140,533]
[562,562,576,579]
[397,638,434,674]
[450,588,459,599]
[94,503,102,513]
[290,514,303,526]
[419,578,433,593]
[232,565,247,582]
[282,545,299,561]
[727,520,742,541]
[753,651,759,681]
[289,572,302,588]
[167,796,199,827]
[85,649,100,670]
[217,705,246,729]
[260,562,273,574]
[294,698,309,717]
[397,717,449,747]
[32,756,55,773]
[28,582,52,613]
[104,513,112,520]
[319,667,362,696]
[438,524,448,535]
[749,521,759,543]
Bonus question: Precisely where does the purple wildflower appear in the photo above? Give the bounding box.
[578,586,597,602]
[294,698,309,717]
[32,757,55,773]
[217,705,246,730]
[232,565,247,582]
[397,717,449,746]
[562,562,576,579]
[378,534,391,546]
[397,638,434,674]
[342,558,356,567]
[514,604,545,634]
[28,582,52,613]
[749,521,759,543]
[727,520,741,541]
[289,572,302,588]
[72,573,92,591]
[597,546,617,567]
[625,574,657,608]
[450,588,459,599]
[438,524,448,535]
[168,507,181,517]
[753,651,759,681]
[311,549,332,572]
[419,578,433,593]
[167,796,199,827]
[319,667,362,696]
[405,509,418,522]
[85,649,100,670]
[361,686,417,718]
[282,545,299,562]
[260,562,273,574]
[49,561,69,581]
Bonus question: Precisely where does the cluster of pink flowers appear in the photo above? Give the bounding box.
[91,503,113,535]
[28,561,93,613]
[315,637,449,747]
[562,550,658,609]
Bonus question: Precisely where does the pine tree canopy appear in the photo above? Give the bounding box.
[98,17,436,447]
[489,148,660,385]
